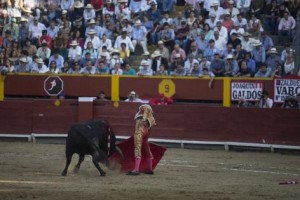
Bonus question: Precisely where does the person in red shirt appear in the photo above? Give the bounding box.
[39,30,53,49]
[149,93,173,105]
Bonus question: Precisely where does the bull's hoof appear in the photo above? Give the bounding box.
[144,170,154,175]
[61,171,67,176]
[126,171,140,175]
[100,172,106,176]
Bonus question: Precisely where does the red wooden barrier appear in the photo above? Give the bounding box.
[2,100,299,146]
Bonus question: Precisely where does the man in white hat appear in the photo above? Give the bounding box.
[19,18,29,45]
[137,60,153,76]
[251,40,266,68]
[265,48,283,72]
[241,32,255,52]
[84,29,101,49]
[31,58,49,74]
[83,4,96,24]
[205,13,218,29]
[140,51,152,68]
[124,91,145,103]
[115,0,131,21]
[208,1,224,20]
[36,40,52,63]
[84,19,102,38]
[114,28,135,52]
[132,20,148,54]
[69,40,82,63]
[151,51,169,73]
[224,54,239,77]
[16,57,31,73]
[223,0,240,20]
[155,40,170,62]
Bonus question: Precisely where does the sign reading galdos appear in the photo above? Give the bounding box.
[231,81,263,101]
[274,78,300,103]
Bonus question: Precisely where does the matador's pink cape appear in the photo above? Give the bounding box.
[109,136,167,172]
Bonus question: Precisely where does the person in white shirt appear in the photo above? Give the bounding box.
[137,60,153,76]
[256,90,273,108]
[80,60,96,74]
[278,11,296,45]
[29,17,46,40]
[83,4,96,24]
[31,58,49,74]
[223,0,240,20]
[98,34,112,52]
[84,29,101,50]
[115,0,131,21]
[68,40,82,62]
[241,32,255,52]
[114,29,134,52]
[184,54,199,73]
[111,63,123,75]
[213,30,227,55]
[132,20,148,54]
[124,91,146,103]
[230,22,245,40]
[214,21,228,40]
[208,1,224,20]
[205,13,218,29]
[61,0,74,11]
[236,0,251,16]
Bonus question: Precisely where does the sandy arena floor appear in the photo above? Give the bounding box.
[0,141,299,200]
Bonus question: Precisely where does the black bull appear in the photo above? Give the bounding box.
[61,119,117,176]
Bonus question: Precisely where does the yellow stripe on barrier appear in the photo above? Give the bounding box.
[111,75,119,101]
[0,75,4,101]
[223,77,231,107]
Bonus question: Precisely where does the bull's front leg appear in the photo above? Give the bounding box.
[92,156,106,176]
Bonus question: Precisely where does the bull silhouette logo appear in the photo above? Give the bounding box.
[44,76,64,96]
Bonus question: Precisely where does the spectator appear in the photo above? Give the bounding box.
[271,64,286,78]
[97,91,109,101]
[224,0,240,20]
[60,60,73,74]
[224,54,239,77]
[123,63,136,75]
[256,90,273,108]
[265,47,283,72]
[264,0,279,35]
[283,49,295,75]
[151,50,169,73]
[80,60,96,74]
[95,59,110,75]
[170,61,187,76]
[146,1,161,23]
[251,40,266,68]
[36,40,51,65]
[260,31,274,52]
[31,58,49,74]
[149,93,173,105]
[244,52,256,74]
[204,39,219,61]
[236,0,251,15]
[234,44,247,63]
[124,91,146,103]
[171,44,186,62]
[228,32,241,49]
[280,43,292,62]
[83,4,96,24]
[210,53,225,77]
[68,40,82,63]
[278,11,296,45]
[114,28,134,52]
[154,64,169,76]
[282,95,299,108]
[254,63,272,77]
[237,97,252,108]
[15,57,30,73]
[235,60,252,77]
[189,62,202,76]
[48,60,59,74]
[28,16,46,45]
[84,29,101,50]
[159,23,175,51]
[111,63,123,75]
[137,60,153,76]
[184,54,199,72]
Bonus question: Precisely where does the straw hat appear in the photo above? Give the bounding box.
[252,40,262,46]
[70,40,79,46]
[88,29,97,35]
[62,10,68,14]
[35,58,44,64]
[74,1,84,8]
[85,4,94,9]
[226,54,234,59]
[135,20,141,25]
[141,61,149,66]
[19,57,29,63]
[151,51,162,58]
[19,17,28,22]
[212,1,219,6]
[142,51,150,56]
[267,48,278,54]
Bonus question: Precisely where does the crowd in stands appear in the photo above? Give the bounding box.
[0,0,299,78]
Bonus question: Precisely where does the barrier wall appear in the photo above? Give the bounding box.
[2,74,275,103]
[0,100,300,146]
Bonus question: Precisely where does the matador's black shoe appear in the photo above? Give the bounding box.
[144,170,154,175]
[126,171,140,175]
